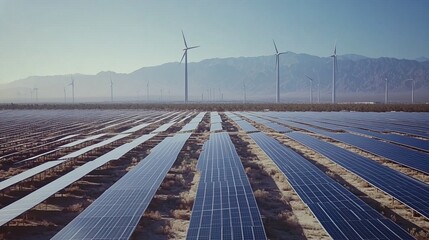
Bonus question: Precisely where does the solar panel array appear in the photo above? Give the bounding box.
[239,112,291,133]
[53,133,192,239]
[210,112,223,132]
[187,132,266,239]
[53,112,205,239]
[248,131,413,239]
[180,112,206,132]
[342,127,429,152]
[286,131,429,220]
[0,133,157,226]
[321,132,429,174]
[225,112,259,133]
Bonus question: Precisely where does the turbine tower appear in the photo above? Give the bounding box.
[110,74,113,102]
[64,87,67,103]
[69,76,75,103]
[305,74,314,104]
[243,80,247,104]
[33,87,38,102]
[180,31,199,103]
[384,78,388,104]
[406,78,415,104]
[330,42,337,103]
[273,40,287,103]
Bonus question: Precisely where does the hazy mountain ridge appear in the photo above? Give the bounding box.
[1,53,428,102]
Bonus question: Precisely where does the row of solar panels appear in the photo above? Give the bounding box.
[243,112,429,220]
[228,113,413,239]
[0,112,201,229]
[187,132,266,239]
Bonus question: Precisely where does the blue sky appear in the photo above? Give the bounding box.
[0,0,428,83]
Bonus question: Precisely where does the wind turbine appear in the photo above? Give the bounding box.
[405,78,415,103]
[330,42,338,103]
[69,76,75,103]
[384,78,388,104]
[180,31,199,103]
[147,80,149,102]
[305,74,314,104]
[64,87,67,103]
[33,87,38,102]
[273,40,287,103]
[243,80,247,104]
[110,74,113,102]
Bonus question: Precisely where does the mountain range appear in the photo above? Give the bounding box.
[1,53,428,103]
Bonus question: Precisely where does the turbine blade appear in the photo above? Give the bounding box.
[304,74,313,81]
[334,41,337,55]
[279,51,288,55]
[273,40,278,54]
[180,51,186,63]
[181,30,188,48]
[187,45,199,50]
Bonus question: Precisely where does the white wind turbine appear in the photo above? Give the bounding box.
[384,78,388,104]
[110,74,113,102]
[273,40,287,103]
[305,74,314,104]
[180,31,199,103]
[330,42,338,103]
[69,76,75,103]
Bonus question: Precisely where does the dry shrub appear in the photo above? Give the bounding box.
[254,189,269,199]
[180,192,194,208]
[359,181,370,188]
[66,203,83,212]
[146,210,162,220]
[171,209,189,220]
[278,211,300,228]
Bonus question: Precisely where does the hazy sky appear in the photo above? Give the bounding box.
[1,0,428,83]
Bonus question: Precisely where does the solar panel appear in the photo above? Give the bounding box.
[187,132,266,240]
[286,131,429,220]
[0,133,157,227]
[0,160,65,191]
[52,133,192,240]
[238,112,291,133]
[180,112,206,132]
[248,132,413,239]
[210,112,223,132]
[225,112,259,133]
[321,132,429,174]
[60,134,106,148]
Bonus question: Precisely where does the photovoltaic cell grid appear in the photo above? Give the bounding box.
[322,132,429,175]
[0,133,157,226]
[187,132,266,240]
[252,112,429,174]
[286,131,429,220]
[341,126,429,152]
[210,112,223,132]
[249,132,412,240]
[53,133,192,240]
[225,112,259,133]
[180,112,206,132]
[53,112,205,239]
[238,112,291,133]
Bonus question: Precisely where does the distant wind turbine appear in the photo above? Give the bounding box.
[110,74,113,102]
[243,80,247,104]
[305,74,314,104]
[69,76,75,103]
[330,42,338,103]
[273,40,287,103]
[147,80,149,102]
[405,78,415,103]
[384,78,388,104]
[33,87,38,102]
[64,87,67,103]
[180,31,199,103]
